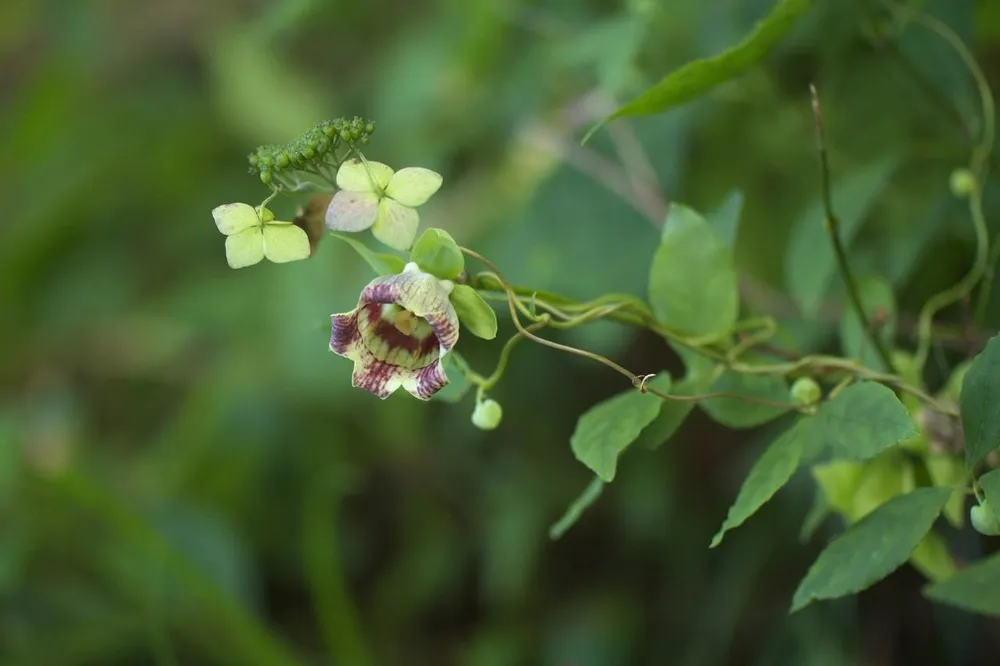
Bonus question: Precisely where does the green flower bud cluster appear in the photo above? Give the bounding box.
[247,117,376,186]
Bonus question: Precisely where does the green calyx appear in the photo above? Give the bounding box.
[450,285,497,340]
[411,228,464,280]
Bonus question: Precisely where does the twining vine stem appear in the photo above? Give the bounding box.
[809,84,897,375]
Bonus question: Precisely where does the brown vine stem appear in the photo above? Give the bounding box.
[809,84,897,375]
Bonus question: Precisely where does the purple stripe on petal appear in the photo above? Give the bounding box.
[350,344,405,400]
[406,359,449,400]
[330,311,361,355]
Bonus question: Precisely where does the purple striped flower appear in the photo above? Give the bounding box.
[330,263,459,400]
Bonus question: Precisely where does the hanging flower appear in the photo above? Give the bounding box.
[212,203,311,269]
[324,159,442,251]
[330,262,459,399]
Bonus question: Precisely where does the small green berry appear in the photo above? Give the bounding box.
[971,501,1000,536]
[472,399,503,430]
[303,147,315,159]
[949,168,976,198]
[790,377,822,406]
[276,152,290,168]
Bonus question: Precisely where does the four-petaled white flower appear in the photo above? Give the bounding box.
[212,203,311,269]
[324,159,442,251]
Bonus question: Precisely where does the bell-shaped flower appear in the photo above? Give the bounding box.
[213,203,311,269]
[324,159,442,251]
[330,262,459,400]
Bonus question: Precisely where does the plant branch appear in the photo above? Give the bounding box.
[810,84,897,374]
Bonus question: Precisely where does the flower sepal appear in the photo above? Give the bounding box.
[410,227,464,280]
[449,285,498,340]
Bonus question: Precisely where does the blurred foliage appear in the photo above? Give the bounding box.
[3,0,1000,665]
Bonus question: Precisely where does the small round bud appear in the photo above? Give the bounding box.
[971,501,1000,536]
[248,153,259,166]
[260,169,272,186]
[324,125,337,138]
[275,152,290,168]
[361,136,370,145]
[949,168,976,198]
[790,377,822,406]
[317,138,329,153]
[472,399,503,430]
[303,147,315,159]
[350,128,361,140]
[365,122,375,134]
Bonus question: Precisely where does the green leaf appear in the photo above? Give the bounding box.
[433,355,471,403]
[549,476,605,540]
[924,550,1000,616]
[648,203,737,341]
[570,375,671,482]
[410,227,464,280]
[910,532,958,583]
[811,460,864,517]
[979,467,1000,510]
[785,158,898,316]
[583,0,813,140]
[925,454,967,528]
[700,371,789,429]
[811,382,916,461]
[838,275,896,371]
[791,487,951,612]
[330,232,406,276]
[710,418,808,547]
[449,285,498,340]
[960,335,1000,468]
[707,189,744,250]
[637,353,716,450]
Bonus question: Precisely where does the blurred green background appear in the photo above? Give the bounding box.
[3,0,1000,664]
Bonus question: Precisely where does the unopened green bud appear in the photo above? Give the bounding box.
[276,152,290,168]
[248,153,259,166]
[365,123,375,134]
[260,169,272,185]
[790,377,822,406]
[971,501,1000,536]
[303,147,315,159]
[472,399,502,430]
[950,168,976,198]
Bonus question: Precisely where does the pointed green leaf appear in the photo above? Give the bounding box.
[707,189,744,250]
[960,335,1000,468]
[811,382,916,461]
[410,227,464,280]
[700,371,790,429]
[925,550,1000,616]
[811,460,864,518]
[648,203,737,341]
[330,233,406,276]
[583,0,812,140]
[571,375,671,482]
[785,158,897,316]
[449,285,497,340]
[910,532,958,583]
[838,276,896,371]
[791,487,951,612]
[549,476,605,540]
[710,418,808,547]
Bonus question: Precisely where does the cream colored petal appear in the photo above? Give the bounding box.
[336,158,394,192]
[324,190,379,232]
[224,227,264,268]
[213,203,259,235]
[262,223,311,263]
[371,198,419,251]
[385,167,443,207]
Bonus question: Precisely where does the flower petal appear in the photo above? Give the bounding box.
[225,227,264,269]
[336,158,393,193]
[329,309,407,399]
[262,223,311,263]
[325,190,379,232]
[360,263,460,355]
[372,198,419,251]
[213,203,259,235]
[385,167,443,207]
[400,359,450,400]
